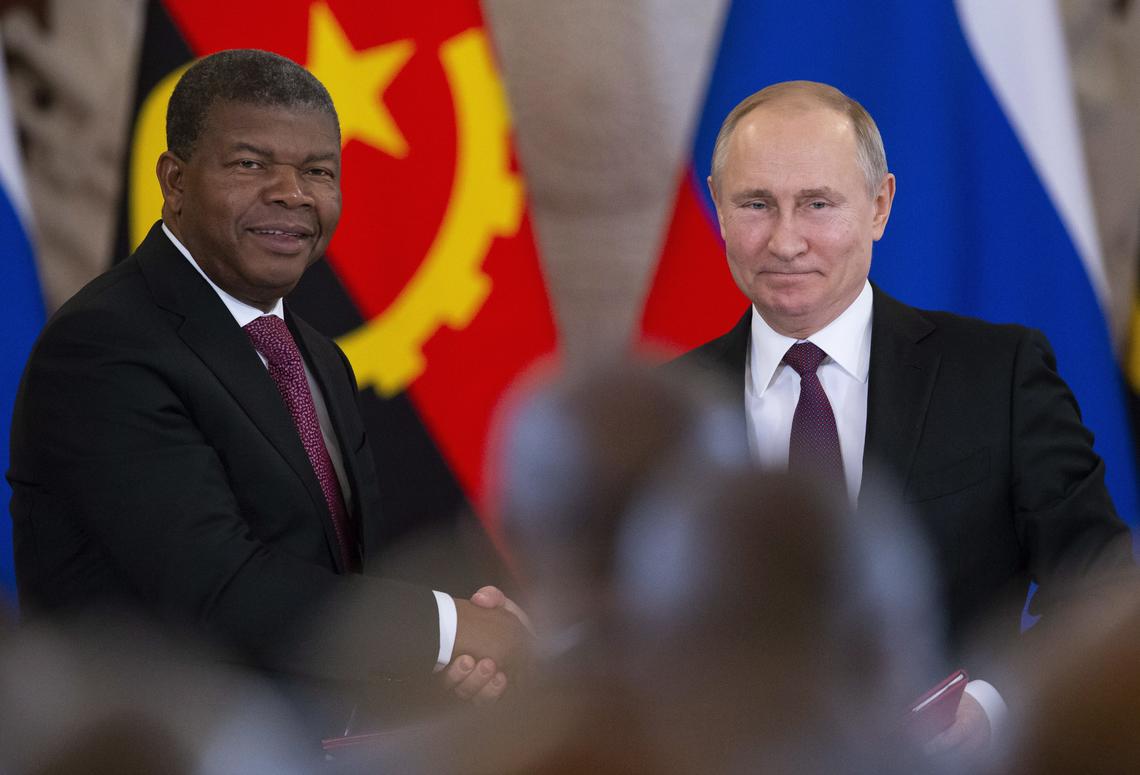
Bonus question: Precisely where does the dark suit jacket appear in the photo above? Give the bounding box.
[676,284,1133,654]
[8,223,439,684]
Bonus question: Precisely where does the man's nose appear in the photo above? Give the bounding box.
[767,211,807,260]
[264,165,314,207]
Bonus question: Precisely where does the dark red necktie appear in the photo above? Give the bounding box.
[244,315,357,571]
[783,342,845,487]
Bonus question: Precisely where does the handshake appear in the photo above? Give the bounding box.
[442,586,533,704]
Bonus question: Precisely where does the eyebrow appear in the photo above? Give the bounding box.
[798,187,845,201]
[730,186,846,202]
[229,142,339,166]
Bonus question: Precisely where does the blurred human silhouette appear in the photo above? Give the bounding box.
[494,359,748,674]
[997,572,1140,775]
[0,613,314,774]
[612,465,946,774]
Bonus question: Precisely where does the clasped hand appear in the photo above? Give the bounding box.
[442,586,533,704]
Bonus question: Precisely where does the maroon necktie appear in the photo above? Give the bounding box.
[244,315,357,571]
[783,342,845,487]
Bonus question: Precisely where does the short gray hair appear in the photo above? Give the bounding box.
[709,81,888,197]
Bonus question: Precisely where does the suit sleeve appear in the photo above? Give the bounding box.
[13,304,439,682]
[1010,328,1133,615]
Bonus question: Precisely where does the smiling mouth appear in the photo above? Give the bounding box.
[250,228,312,238]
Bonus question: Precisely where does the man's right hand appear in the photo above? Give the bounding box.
[452,596,532,673]
[443,590,532,703]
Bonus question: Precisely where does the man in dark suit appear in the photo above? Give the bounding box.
[676,80,1133,754]
[7,49,528,726]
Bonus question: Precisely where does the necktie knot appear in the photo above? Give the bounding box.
[244,315,302,370]
[783,341,828,377]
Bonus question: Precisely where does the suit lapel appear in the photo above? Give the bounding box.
[862,286,940,499]
[136,223,346,570]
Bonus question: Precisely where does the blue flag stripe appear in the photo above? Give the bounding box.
[1,40,44,599]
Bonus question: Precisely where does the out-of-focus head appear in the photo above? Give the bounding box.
[614,467,940,773]
[0,615,312,774]
[708,81,895,339]
[493,361,748,637]
[1001,575,1140,775]
[158,49,342,311]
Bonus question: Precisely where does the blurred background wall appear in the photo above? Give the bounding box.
[5,0,1132,360]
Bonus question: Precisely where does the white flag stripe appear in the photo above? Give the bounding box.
[955,0,1106,309]
[0,38,32,233]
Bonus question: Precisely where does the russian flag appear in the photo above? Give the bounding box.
[0,39,45,599]
[639,0,1138,531]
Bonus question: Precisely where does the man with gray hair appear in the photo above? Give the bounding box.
[677,80,1133,753]
[8,49,529,733]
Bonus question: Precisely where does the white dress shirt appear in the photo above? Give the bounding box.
[745,281,872,504]
[743,278,1005,737]
[162,223,456,669]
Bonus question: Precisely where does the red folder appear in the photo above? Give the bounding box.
[906,668,968,740]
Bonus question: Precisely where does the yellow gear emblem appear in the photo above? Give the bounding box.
[337,29,523,395]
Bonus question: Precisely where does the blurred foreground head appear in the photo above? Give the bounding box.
[1000,573,1140,775]
[493,360,748,643]
[0,614,312,774]
[614,467,943,774]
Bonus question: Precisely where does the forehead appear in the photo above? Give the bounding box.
[723,103,861,186]
[197,100,341,158]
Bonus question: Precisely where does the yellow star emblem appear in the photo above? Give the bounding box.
[305,2,414,158]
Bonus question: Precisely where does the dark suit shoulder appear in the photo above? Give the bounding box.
[917,306,1034,340]
[49,254,148,321]
[873,286,1040,356]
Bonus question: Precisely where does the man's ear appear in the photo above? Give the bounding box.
[707,175,728,240]
[156,151,185,215]
[871,172,896,241]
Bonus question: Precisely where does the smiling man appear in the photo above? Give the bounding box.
[676,81,1133,755]
[7,49,529,734]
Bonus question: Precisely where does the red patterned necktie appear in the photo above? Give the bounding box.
[244,314,357,572]
[783,342,845,487]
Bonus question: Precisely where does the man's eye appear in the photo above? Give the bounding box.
[237,159,262,169]
[808,201,828,209]
[746,201,768,210]
[306,168,334,178]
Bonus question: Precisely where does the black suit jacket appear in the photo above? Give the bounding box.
[8,223,439,683]
[676,285,1133,653]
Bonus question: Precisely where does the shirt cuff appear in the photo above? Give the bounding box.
[433,590,457,671]
[964,679,1007,740]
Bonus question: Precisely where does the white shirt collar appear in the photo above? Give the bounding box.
[749,280,873,396]
[162,222,284,326]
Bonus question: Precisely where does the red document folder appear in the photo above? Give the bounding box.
[906,668,968,739]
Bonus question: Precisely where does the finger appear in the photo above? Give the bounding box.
[472,586,535,635]
[472,672,508,706]
[452,657,498,701]
[501,598,535,635]
[471,585,506,608]
[441,654,476,690]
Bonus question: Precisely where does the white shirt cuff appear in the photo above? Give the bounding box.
[433,590,457,671]
[964,679,1007,740]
